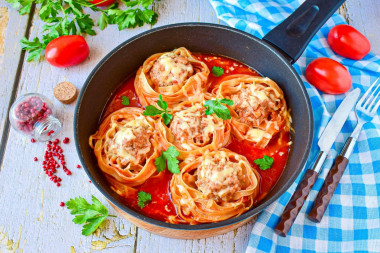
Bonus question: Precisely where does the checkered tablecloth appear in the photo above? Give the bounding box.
[208,0,380,252]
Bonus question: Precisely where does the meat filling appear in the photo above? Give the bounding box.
[109,117,153,167]
[150,53,194,88]
[195,152,248,202]
[169,104,220,150]
[231,84,279,128]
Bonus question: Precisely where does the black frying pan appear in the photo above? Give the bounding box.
[74,0,345,235]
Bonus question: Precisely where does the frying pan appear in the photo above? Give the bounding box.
[74,0,345,239]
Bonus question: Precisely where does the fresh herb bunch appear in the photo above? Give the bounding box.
[143,95,173,125]
[7,0,158,61]
[66,195,116,236]
[204,98,233,120]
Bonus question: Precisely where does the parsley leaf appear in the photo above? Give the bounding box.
[143,95,172,125]
[254,155,274,170]
[137,191,151,208]
[154,146,180,174]
[212,66,224,77]
[20,37,45,62]
[161,112,173,125]
[66,195,116,236]
[143,105,164,116]
[203,98,233,120]
[121,95,130,106]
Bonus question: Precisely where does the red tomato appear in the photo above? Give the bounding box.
[305,58,352,94]
[45,35,89,68]
[328,24,370,60]
[89,0,115,6]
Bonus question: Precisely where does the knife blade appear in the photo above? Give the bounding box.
[318,88,361,153]
[274,88,361,237]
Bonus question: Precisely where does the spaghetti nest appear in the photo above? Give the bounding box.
[155,100,231,159]
[89,107,161,187]
[135,47,209,109]
[213,75,290,148]
[170,149,260,224]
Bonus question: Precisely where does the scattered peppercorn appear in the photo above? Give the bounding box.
[60,202,65,207]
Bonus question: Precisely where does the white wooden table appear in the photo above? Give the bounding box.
[0,1,379,252]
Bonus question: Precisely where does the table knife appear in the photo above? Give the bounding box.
[274,88,361,237]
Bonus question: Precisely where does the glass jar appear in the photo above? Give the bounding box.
[9,93,62,142]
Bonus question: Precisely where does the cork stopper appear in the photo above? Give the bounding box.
[54,81,77,104]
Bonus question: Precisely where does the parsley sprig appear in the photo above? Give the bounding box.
[66,195,116,236]
[137,191,151,208]
[204,98,233,120]
[154,146,180,174]
[254,155,274,170]
[7,0,158,62]
[143,95,172,125]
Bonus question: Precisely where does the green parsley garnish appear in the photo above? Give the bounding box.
[66,195,116,236]
[204,98,233,120]
[8,0,158,62]
[154,146,180,174]
[254,155,274,170]
[212,66,224,77]
[121,95,130,106]
[137,191,151,209]
[143,95,173,125]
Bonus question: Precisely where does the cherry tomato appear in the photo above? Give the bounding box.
[328,24,370,60]
[45,35,89,68]
[305,58,352,94]
[89,0,115,6]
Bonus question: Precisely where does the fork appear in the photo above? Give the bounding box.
[308,78,380,223]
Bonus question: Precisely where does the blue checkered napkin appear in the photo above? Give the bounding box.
[208,0,380,252]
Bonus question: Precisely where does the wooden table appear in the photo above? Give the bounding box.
[0,0,378,252]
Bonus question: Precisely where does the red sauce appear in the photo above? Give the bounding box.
[193,53,260,90]
[226,133,290,203]
[103,76,141,118]
[122,170,177,221]
[102,53,290,223]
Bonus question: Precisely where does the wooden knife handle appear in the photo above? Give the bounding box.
[308,155,349,223]
[274,169,318,237]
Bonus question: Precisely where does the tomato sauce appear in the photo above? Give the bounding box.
[121,170,177,222]
[102,54,290,222]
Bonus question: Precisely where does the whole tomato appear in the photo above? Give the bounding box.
[305,58,352,94]
[328,24,370,60]
[89,0,115,6]
[45,35,89,68]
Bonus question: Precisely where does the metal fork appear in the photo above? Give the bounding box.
[308,78,380,223]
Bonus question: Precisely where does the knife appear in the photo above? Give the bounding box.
[274,88,361,237]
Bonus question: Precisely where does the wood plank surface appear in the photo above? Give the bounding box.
[0,0,378,253]
[0,2,31,159]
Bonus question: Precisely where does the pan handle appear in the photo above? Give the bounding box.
[262,0,345,64]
